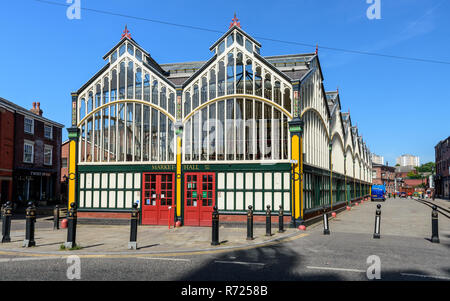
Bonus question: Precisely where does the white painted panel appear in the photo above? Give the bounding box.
[264,192,272,209]
[80,173,85,189]
[109,173,116,188]
[126,173,133,189]
[217,191,225,210]
[79,190,85,208]
[134,190,141,206]
[85,191,92,207]
[86,173,92,189]
[236,192,244,211]
[255,173,263,189]
[93,191,99,207]
[284,173,290,190]
[109,191,116,208]
[274,173,282,189]
[254,192,263,210]
[226,192,234,210]
[274,192,282,211]
[245,192,253,209]
[101,174,108,189]
[118,173,124,189]
[117,191,124,208]
[101,191,108,208]
[226,173,234,189]
[134,173,141,189]
[218,173,225,189]
[93,173,100,189]
[245,173,253,189]
[284,192,290,211]
[265,173,272,190]
[126,191,132,208]
[236,173,244,189]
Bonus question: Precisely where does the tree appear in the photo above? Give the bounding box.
[407,172,421,179]
[416,162,435,173]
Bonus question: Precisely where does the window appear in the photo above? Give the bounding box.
[24,142,34,163]
[44,125,53,139]
[62,158,68,168]
[44,145,53,165]
[24,118,34,134]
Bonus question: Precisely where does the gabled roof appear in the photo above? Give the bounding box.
[209,25,262,51]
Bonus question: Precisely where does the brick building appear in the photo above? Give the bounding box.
[372,163,396,194]
[435,136,450,199]
[0,97,64,207]
[0,102,15,204]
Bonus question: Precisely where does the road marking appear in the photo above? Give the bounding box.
[0,257,63,263]
[214,260,265,267]
[138,257,191,262]
[400,273,450,280]
[306,266,365,273]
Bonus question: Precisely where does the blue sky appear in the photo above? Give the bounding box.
[1,0,449,165]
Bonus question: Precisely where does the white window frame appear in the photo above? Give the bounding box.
[23,141,34,163]
[24,117,34,134]
[44,145,53,166]
[44,124,53,139]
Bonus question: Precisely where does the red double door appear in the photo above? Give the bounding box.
[142,173,175,225]
[184,173,216,226]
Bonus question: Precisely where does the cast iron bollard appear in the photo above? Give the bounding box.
[65,202,78,249]
[431,205,440,243]
[323,207,330,235]
[246,205,254,240]
[265,205,272,236]
[373,204,381,239]
[23,202,36,247]
[128,202,139,250]
[53,205,60,230]
[211,206,219,246]
[278,205,285,233]
[1,201,12,243]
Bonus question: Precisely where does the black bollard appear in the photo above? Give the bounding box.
[23,202,36,247]
[278,205,285,233]
[373,204,381,239]
[246,205,254,240]
[65,202,78,249]
[128,202,139,250]
[431,205,440,243]
[265,205,272,236]
[323,207,330,235]
[211,206,219,246]
[1,201,12,243]
[53,205,60,230]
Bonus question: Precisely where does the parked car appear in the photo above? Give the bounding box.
[400,192,407,198]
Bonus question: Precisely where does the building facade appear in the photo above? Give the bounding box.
[0,101,15,204]
[67,20,372,226]
[372,163,395,194]
[0,97,64,207]
[371,154,384,165]
[435,136,450,199]
[396,154,420,167]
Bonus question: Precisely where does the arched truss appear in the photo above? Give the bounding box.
[300,107,329,139]
[331,132,345,174]
[182,95,291,162]
[302,109,329,170]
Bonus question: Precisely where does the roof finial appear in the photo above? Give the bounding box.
[229,13,241,29]
[315,44,318,55]
[121,24,131,39]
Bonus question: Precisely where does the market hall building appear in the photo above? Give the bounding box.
[66,18,372,227]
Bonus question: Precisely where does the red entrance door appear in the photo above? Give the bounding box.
[142,173,175,225]
[184,173,215,226]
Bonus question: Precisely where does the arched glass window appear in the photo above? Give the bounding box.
[264,73,272,100]
[218,61,225,97]
[144,74,150,101]
[103,77,109,104]
[168,93,175,116]
[135,68,142,100]
[245,99,253,160]
[226,98,234,160]
[283,88,291,113]
[201,77,207,104]
[184,91,191,118]
[255,66,262,97]
[127,43,134,56]
[87,92,93,113]
[160,86,167,110]
[111,70,117,102]
[245,59,253,94]
[274,81,281,105]
[193,84,199,109]
[143,106,150,161]
[152,80,158,105]
[227,52,235,94]
[79,98,86,120]
[236,52,244,94]
[236,98,244,160]
[264,104,272,159]
[95,84,101,108]
[208,103,216,160]
[217,100,225,160]
[119,62,126,99]
[127,61,134,99]
[209,69,216,100]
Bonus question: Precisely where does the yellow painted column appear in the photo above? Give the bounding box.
[300,135,304,219]
[176,136,182,219]
[292,135,301,220]
[67,128,79,210]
